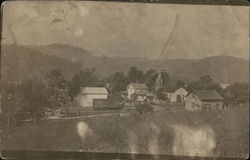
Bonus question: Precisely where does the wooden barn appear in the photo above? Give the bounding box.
[185,90,224,111]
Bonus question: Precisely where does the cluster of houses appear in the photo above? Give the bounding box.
[75,70,224,111]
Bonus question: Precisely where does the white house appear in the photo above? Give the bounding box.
[127,83,153,102]
[165,87,188,102]
[219,83,230,89]
[76,87,108,107]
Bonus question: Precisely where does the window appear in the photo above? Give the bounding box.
[203,104,209,110]
[176,95,182,102]
[216,103,220,109]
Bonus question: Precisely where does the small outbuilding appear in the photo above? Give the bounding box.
[76,87,108,107]
[185,90,224,111]
[164,87,188,102]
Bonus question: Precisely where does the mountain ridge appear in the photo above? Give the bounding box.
[1,44,249,83]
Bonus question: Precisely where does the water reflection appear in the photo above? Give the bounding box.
[172,124,216,157]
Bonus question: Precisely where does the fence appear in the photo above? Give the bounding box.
[0,111,52,128]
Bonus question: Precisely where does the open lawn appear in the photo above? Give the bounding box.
[1,108,249,158]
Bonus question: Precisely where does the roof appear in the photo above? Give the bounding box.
[80,87,108,94]
[136,90,149,95]
[146,93,155,97]
[186,90,224,101]
[127,83,148,89]
[165,86,187,94]
[135,90,154,97]
[220,83,230,89]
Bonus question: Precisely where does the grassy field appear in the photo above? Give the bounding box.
[1,107,249,158]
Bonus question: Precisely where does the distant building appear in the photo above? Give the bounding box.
[76,87,108,107]
[127,83,154,102]
[185,90,224,111]
[164,87,188,102]
[219,83,230,89]
[155,69,167,90]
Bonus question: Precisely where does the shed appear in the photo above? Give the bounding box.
[185,90,224,111]
[164,87,188,102]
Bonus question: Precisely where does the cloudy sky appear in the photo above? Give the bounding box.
[2,1,249,59]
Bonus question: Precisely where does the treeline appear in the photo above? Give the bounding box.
[1,66,162,123]
[1,66,249,127]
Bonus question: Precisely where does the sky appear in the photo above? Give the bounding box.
[1,1,249,59]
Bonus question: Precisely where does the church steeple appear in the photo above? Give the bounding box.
[155,69,168,92]
[155,69,164,90]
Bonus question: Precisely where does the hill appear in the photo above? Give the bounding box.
[157,56,249,83]
[1,44,249,83]
[1,44,82,83]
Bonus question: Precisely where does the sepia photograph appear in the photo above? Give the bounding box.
[0,0,249,159]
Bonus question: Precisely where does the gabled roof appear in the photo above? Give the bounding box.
[165,86,187,93]
[186,90,224,101]
[135,90,154,97]
[127,83,148,89]
[80,87,108,94]
[136,90,149,95]
[146,93,155,97]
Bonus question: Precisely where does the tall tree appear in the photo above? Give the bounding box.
[224,82,249,105]
[18,78,49,119]
[45,69,69,112]
[1,78,50,126]
[144,69,157,92]
[186,75,224,97]
[127,66,144,83]
[156,88,167,102]
[1,83,24,126]
[176,80,185,88]
[45,69,66,89]
[200,75,212,84]
[108,72,127,93]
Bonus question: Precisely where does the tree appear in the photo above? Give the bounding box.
[200,75,212,84]
[144,69,157,92]
[186,76,224,97]
[108,72,127,93]
[224,82,249,105]
[18,78,50,119]
[108,92,125,105]
[1,78,50,126]
[45,69,69,113]
[127,66,144,83]
[45,69,66,89]
[176,80,185,88]
[1,83,24,126]
[156,88,167,102]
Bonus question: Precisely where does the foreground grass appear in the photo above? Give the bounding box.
[1,108,249,158]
